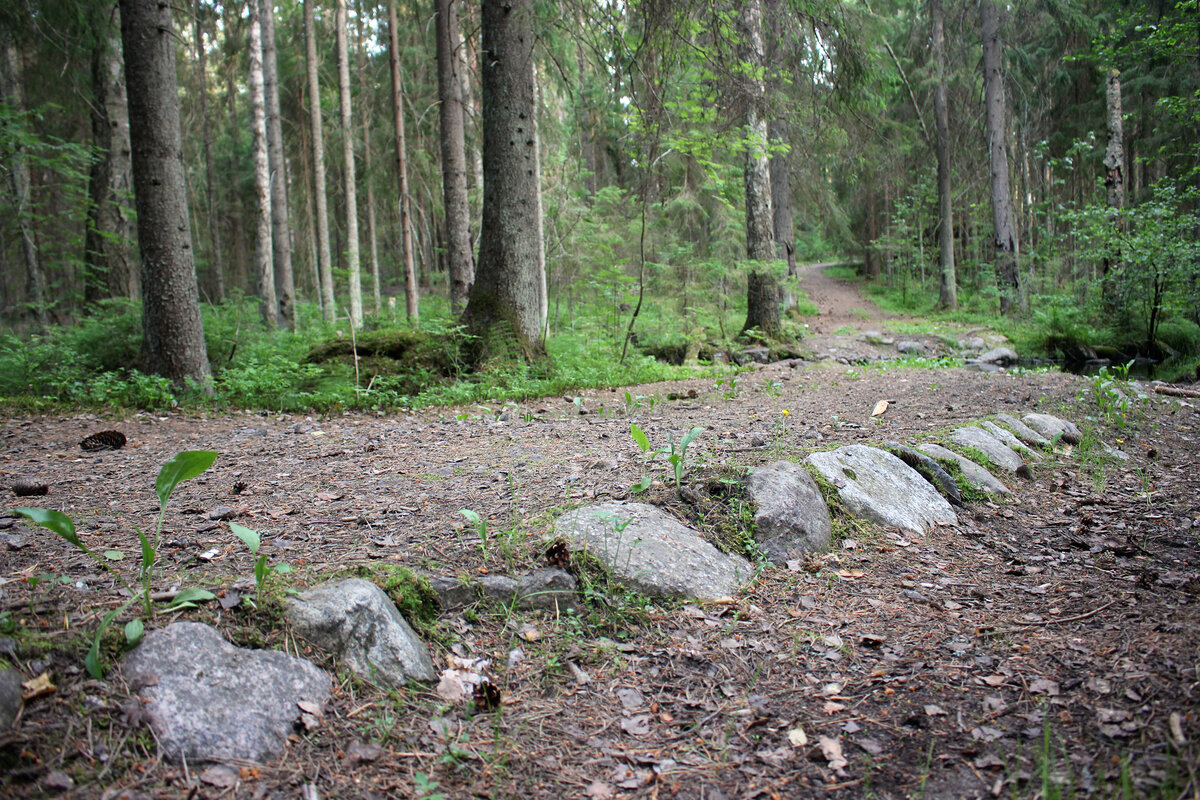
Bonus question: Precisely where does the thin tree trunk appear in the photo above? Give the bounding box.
[388,0,418,324]
[931,0,956,309]
[260,0,294,328]
[0,29,48,329]
[336,0,362,328]
[299,97,321,312]
[84,3,136,304]
[436,0,474,311]
[224,10,249,295]
[305,1,335,322]
[981,0,1022,314]
[764,0,795,308]
[354,9,381,315]
[193,0,223,303]
[119,0,211,386]
[737,0,780,340]
[464,0,545,363]
[248,0,277,328]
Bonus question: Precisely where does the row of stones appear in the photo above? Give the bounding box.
[97,412,1081,765]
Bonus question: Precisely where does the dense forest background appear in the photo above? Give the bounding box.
[0,0,1197,410]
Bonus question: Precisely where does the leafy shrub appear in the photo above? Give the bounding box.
[1156,319,1200,356]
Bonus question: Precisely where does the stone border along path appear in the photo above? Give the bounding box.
[116,411,1085,764]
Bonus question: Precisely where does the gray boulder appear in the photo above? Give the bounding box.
[994,413,1049,447]
[120,622,331,763]
[517,569,579,611]
[477,575,520,605]
[896,340,927,355]
[980,421,1039,458]
[978,347,1018,367]
[958,336,986,351]
[0,668,22,730]
[285,578,436,686]
[917,443,1011,496]
[805,445,957,535]
[882,442,963,506]
[745,461,833,561]
[551,503,751,602]
[424,574,475,611]
[1022,413,1081,445]
[949,427,1028,476]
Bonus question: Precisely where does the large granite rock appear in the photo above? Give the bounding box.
[550,503,751,602]
[0,668,22,730]
[745,461,833,561]
[120,622,331,763]
[1022,413,1081,445]
[978,347,1018,367]
[286,578,436,687]
[917,443,1011,496]
[805,445,957,535]
[882,442,963,506]
[949,427,1027,475]
[994,413,1049,447]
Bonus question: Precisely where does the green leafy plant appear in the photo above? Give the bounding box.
[1086,361,1133,427]
[14,450,219,677]
[629,422,667,493]
[666,426,705,489]
[459,509,489,556]
[230,521,292,604]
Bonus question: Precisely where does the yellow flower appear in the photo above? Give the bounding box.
[782,409,789,417]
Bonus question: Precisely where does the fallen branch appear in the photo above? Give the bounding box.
[1154,384,1200,398]
[1009,599,1118,627]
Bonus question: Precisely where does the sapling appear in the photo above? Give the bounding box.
[14,450,219,677]
[666,426,705,489]
[459,509,489,556]
[230,521,292,604]
[629,423,666,493]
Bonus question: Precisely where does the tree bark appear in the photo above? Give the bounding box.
[193,0,223,303]
[354,9,381,315]
[388,0,419,324]
[764,0,795,307]
[84,3,135,304]
[118,0,211,386]
[0,28,49,329]
[336,0,362,328]
[248,0,277,328]
[305,0,335,322]
[436,0,474,311]
[1104,69,1125,214]
[737,0,781,340]
[981,0,1022,314]
[464,0,546,364]
[931,0,956,310]
[260,0,294,329]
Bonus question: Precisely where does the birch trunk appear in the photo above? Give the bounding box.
[388,0,418,323]
[260,0,294,329]
[306,0,336,322]
[336,0,362,328]
[354,10,381,315]
[248,0,277,328]
[436,0,474,311]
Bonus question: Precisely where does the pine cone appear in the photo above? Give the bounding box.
[12,477,48,497]
[80,430,127,451]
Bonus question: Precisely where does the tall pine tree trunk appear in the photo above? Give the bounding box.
[1102,68,1124,302]
[764,0,795,308]
[981,0,1022,314]
[436,0,474,311]
[84,4,135,304]
[0,29,48,329]
[737,0,780,340]
[119,0,211,386]
[305,0,335,322]
[931,0,957,309]
[260,0,294,329]
[248,0,277,328]
[388,0,418,324]
[193,0,223,303]
[336,0,362,328]
[464,0,545,364]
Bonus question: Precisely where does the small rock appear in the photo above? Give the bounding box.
[205,506,237,521]
[745,461,833,561]
[517,569,578,611]
[993,413,1049,447]
[1022,413,1081,445]
[424,574,474,611]
[949,427,1026,474]
[917,443,1010,495]
[896,340,927,355]
[978,347,1018,367]
[0,668,23,730]
[478,575,520,605]
[285,578,436,687]
[42,770,74,791]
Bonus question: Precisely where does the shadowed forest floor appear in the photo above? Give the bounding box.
[2,267,1198,799]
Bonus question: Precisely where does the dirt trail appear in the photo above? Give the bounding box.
[2,276,1199,799]
[797,261,902,334]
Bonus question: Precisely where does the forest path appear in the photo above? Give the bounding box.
[796,260,906,335]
